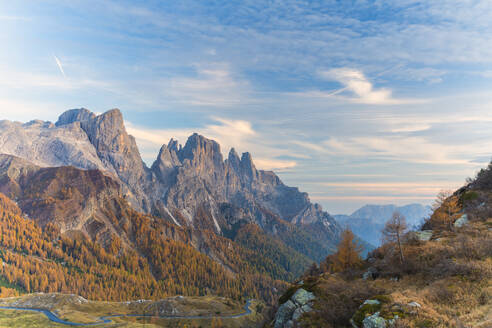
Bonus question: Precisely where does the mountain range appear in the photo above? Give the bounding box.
[0,108,344,302]
[334,204,432,246]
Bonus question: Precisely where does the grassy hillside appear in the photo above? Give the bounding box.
[270,167,492,327]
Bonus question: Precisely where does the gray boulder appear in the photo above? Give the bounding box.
[292,307,304,321]
[301,304,312,312]
[284,320,294,328]
[292,303,314,321]
[363,312,387,328]
[362,267,378,280]
[414,230,433,241]
[291,288,315,306]
[274,300,297,328]
[454,214,468,228]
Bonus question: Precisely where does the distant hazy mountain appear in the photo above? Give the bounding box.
[334,204,432,246]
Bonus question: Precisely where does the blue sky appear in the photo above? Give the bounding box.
[2,1,492,214]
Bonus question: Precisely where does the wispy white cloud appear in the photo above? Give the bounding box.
[315,68,423,105]
[311,195,437,201]
[0,67,109,90]
[164,63,251,107]
[0,98,61,122]
[54,56,66,77]
[254,158,297,171]
[323,135,492,166]
[317,181,462,195]
[291,140,326,154]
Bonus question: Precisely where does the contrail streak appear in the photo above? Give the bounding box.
[54,55,65,77]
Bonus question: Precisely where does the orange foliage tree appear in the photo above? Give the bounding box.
[321,229,362,273]
[427,190,461,230]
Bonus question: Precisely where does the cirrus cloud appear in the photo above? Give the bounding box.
[317,68,424,105]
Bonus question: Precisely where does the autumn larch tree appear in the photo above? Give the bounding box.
[382,211,407,265]
[430,190,460,230]
[322,229,362,273]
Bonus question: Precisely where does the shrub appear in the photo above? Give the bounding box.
[352,302,382,326]
[453,234,492,260]
[426,282,456,304]
[461,190,479,204]
[478,291,489,305]
[278,285,299,305]
[301,276,384,327]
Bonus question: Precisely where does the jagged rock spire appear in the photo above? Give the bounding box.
[240,152,258,181]
[228,148,241,172]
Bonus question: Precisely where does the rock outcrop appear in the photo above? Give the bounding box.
[362,312,387,328]
[454,214,469,228]
[273,288,315,328]
[351,298,402,328]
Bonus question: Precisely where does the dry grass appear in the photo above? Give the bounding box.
[293,218,492,328]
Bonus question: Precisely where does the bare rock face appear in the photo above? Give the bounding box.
[151,140,181,184]
[55,108,96,126]
[1,108,154,212]
[152,133,341,253]
[55,108,150,211]
[0,118,105,171]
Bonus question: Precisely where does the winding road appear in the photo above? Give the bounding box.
[0,299,253,326]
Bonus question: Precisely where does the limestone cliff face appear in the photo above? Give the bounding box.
[0,117,104,171]
[0,108,149,211]
[55,108,151,211]
[0,108,342,259]
[152,133,341,251]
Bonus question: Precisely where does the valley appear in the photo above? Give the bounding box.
[0,293,263,327]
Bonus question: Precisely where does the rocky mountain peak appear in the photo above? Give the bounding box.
[179,133,224,170]
[152,143,181,183]
[55,108,96,126]
[56,108,148,209]
[167,138,180,153]
[227,148,241,172]
[93,109,124,132]
[240,152,258,181]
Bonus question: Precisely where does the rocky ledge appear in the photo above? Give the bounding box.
[273,288,315,328]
